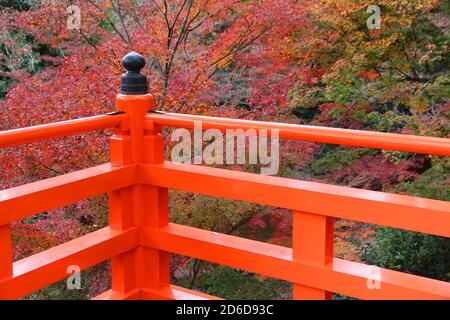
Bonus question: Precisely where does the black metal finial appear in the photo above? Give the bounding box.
[120,51,148,95]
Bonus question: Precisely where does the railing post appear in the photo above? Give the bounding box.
[109,133,135,293]
[109,52,169,296]
[0,224,12,281]
[138,125,169,290]
[293,211,334,299]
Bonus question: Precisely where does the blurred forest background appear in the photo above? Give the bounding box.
[0,0,448,299]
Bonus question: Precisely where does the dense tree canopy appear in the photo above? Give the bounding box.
[0,0,448,298]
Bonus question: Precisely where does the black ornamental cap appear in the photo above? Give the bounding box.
[120,51,148,95]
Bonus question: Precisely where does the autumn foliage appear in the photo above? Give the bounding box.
[0,0,448,298]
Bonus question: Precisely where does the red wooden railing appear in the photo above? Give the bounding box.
[0,53,449,300]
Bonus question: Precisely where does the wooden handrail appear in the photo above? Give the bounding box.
[146,112,450,156]
[0,113,128,149]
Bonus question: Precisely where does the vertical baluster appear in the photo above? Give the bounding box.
[293,211,334,299]
[139,131,169,290]
[0,224,13,281]
[109,134,136,293]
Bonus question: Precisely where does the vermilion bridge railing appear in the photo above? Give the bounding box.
[0,53,449,300]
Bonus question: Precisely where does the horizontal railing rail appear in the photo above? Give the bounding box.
[140,223,450,299]
[146,112,450,156]
[0,164,137,225]
[0,113,128,149]
[139,161,450,237]
[0,227,139,299]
